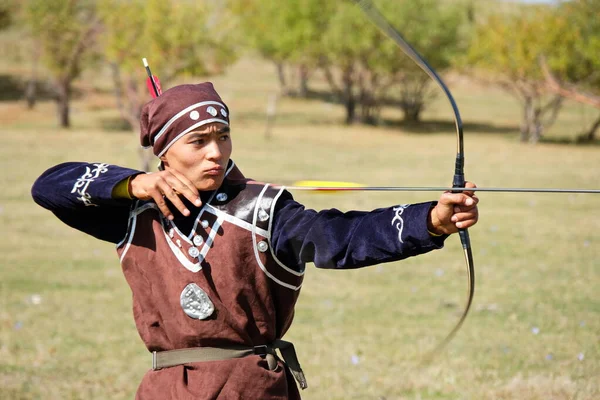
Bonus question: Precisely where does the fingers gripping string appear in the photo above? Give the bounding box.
[352,0,475,359]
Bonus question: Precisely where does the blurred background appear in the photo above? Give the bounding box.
[0,0,598,399]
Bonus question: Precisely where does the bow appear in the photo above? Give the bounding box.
[351,0,474,358]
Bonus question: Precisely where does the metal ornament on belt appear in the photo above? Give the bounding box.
[180,283,214,320]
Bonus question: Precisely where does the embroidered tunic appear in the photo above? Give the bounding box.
[31,160,447,399]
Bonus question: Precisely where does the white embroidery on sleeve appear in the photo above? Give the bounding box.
[71,163,109,206]
[391,204,410,244]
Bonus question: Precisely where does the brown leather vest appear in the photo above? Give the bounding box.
[116,164,305,352]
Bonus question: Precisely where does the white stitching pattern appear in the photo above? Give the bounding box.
[71,163,109,206]
[391,204,410,244]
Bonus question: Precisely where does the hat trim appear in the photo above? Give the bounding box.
[153,100,227,145]
[157,118,229,157]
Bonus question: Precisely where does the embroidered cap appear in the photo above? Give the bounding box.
[140,83,230,157]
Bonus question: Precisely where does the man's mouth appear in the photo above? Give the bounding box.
[205,166,224,176]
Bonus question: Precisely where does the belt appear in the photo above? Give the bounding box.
[151,339,307,390]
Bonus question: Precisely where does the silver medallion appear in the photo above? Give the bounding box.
[188,246,200,258]
[220,108,228,117]
[176,239,182,248]
[216,193,228,202]
[258,208,269,222]
[207,106,218,117]
[180,283,214,320]
[257,241,269,253]
[193,235,204,246]
[201,220,210,229]
[190,110,200,120]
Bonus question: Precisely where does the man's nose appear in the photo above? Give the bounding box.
[206,140,222,161]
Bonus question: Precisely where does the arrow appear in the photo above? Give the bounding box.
[286,181,600,194]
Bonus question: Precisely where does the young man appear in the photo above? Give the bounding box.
[32,83,479,399]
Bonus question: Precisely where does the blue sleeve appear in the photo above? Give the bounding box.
[271,192,448,270]
[31,162,143,244]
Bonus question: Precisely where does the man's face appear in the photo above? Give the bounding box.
[161,122,232,191]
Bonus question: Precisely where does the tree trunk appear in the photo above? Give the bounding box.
[401,102,423,122]
[343,68,355,125]
[530,120,543,144]
[58,96,70,128]
[345,97,356,125]
[366,73,383,125]
[520,97,533,142]
[529,105,542,144]
[25,79,36,109]
[466,0,476,24]
[298,64,309,98]
[528,95,562,143]
[361,104,380,125]
[581,114,600,142]
[275,62,287,95]
[56,82,71,128]
[397,75,431,124]
[539,95,563,131]
[321,64,340,96]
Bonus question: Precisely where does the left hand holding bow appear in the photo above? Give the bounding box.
[428,182,479,235]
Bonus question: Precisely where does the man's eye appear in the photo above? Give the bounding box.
[192,139,204,145]
[219,135,230,141]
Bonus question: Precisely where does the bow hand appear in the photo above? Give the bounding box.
[428,182,479,235]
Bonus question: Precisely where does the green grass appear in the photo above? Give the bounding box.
[0,56,599,399]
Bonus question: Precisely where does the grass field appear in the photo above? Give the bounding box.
[0,56,599,400]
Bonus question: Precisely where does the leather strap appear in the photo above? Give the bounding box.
[152,340,307,390]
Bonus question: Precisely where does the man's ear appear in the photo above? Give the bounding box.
[157,155,168,172]
[159,155,168,167]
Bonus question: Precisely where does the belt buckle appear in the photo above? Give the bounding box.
[253,345,269,356]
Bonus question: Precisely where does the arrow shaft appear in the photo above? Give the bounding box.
[286,186,600,194]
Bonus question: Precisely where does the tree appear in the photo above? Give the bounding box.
[467,6,567,143]
[542,0,600,141]
[231,0,334,96]
[99,0,238,170]
[383,0,465,123]
[234,0,464,125]
[0,0,18,30]
[23,0,100,128]
[319,0,465,124]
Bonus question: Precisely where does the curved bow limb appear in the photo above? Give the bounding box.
[351,0,475,360]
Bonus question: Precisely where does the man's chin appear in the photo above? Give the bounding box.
[196,177,224,192]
